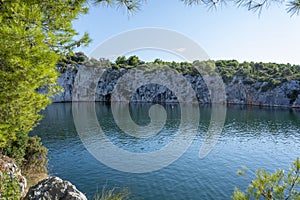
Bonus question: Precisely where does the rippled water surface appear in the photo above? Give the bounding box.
[31,103,300,199]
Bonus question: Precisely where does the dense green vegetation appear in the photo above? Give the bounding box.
[233,158,300,200]
[215,60,300,84]
[0,170,20,200]
[0,0,89,165]
[71,55,300,87]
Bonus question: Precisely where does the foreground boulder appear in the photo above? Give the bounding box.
[25,176,87,200]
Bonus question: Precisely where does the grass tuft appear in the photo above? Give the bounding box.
[94,186,130,200]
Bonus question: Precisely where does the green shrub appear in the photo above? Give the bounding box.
[127,55,140,66]
[112,64,120,70]
[2,135,47,173]
[22,136,48,174]
[3,131,28,166]
[0,169,21,200]
[233,158,300,200]
[123,65,135,70]
[261,78,281,92]
[115,56,128,65]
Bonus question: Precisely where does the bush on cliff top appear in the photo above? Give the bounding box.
[69,55,300,85]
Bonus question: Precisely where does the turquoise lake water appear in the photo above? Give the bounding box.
[31,103,300,199]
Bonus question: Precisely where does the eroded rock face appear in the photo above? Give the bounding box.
[226,77,300,107]
[46,67,300,107]
[49,67,211,103]
[0,154,27,198]
[25,176,87,200]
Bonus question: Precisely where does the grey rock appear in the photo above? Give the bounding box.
[25,176,87,200]
[243,77,255,85]
[293,94,300,107]
[41,67,300,108]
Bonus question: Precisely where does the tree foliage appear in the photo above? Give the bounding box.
[181,0,300,16]
[111,56,300,83]
[0,0,140,162]
[215,60,300,84]
[0,0,91,162]
[233,158,300,200]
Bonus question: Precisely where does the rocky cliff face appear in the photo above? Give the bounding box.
[49,67,300,108]
[226,76,300,107]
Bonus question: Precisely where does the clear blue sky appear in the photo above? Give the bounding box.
[73,0,300,64]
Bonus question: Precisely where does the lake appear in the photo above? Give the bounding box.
[31,103,300,199]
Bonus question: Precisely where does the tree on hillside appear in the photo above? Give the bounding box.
[127,55,140,66]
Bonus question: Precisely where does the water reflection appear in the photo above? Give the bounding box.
[32,103,300,199]
[72,102,200,173]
